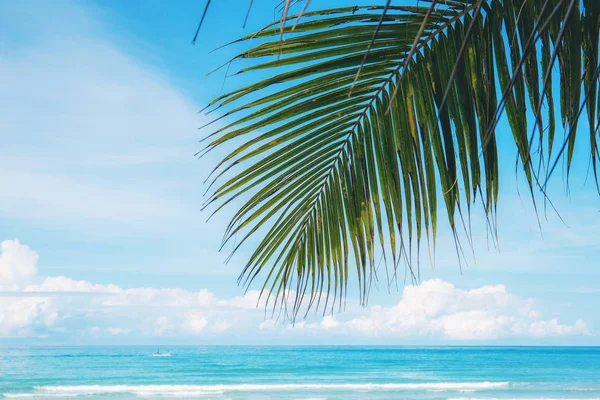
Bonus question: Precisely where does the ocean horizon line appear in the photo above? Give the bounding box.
[2,344,599,348]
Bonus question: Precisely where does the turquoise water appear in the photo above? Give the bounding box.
[0,347,599,399]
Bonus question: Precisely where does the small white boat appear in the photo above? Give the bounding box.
[152,349,171,357]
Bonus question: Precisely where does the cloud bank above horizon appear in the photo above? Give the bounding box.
[0,239,589,343]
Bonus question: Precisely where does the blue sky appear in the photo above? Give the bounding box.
[0,0,599,345]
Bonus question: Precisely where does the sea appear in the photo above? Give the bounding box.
[0,346,599,400]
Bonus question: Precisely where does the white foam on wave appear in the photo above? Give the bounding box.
[3,395,78,398]
[449,398,600,400]
[1,382,510,398]
[293,398,328,400]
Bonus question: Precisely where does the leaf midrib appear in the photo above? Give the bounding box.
[286,3,478,262]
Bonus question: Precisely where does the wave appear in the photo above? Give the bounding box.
[292,398,328,400]
[449,398,600,400]
[1,382,509,397]
[3,395,80,399]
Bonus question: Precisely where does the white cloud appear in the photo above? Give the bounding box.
[320,316,340,330]
[106,327,130,335]
[258,320,277,331]
[526,319,588,338]
[339,279,589,340]
[182,311,208,334]
[0,169,190,226]
[220,291,264,309]
[0,239,39,291]
[212,320,232,333]
[0,239,591,341]
[0,296,56,336]
[197,289,216,306]
[25,276,121,293]
[151,316,170,336]
[0,0,216,236]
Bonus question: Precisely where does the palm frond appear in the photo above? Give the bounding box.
[201,0,600,320]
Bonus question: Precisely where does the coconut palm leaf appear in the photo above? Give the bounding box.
[201,0,599,319]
